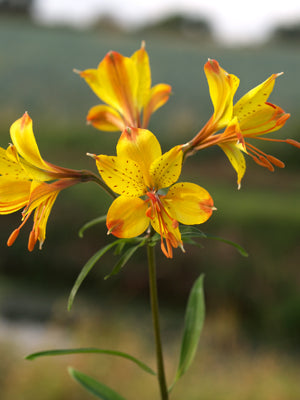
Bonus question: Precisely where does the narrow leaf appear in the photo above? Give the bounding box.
[104,241,145,280]
[180,226,248,257]
[69,368,127,400]
[181,237,204,248]
[206,234,248,257]
[79,215,107,238]
[68,241,120,311]
[26,348,156,376]
[180,226,207,239]
[170,274,205,390]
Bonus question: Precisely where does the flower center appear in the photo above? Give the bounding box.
[145,190,180,258]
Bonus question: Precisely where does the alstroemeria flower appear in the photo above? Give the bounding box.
[90,128,215,258]
[187,59,299,188]
[0,113,94,251]
[77,42,172,131]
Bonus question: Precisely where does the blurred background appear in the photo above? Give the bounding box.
[0,1,299,399]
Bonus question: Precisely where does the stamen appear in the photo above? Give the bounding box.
[7,229,20,247]
[28,228,38,252]
[246,143,275,171]
[146,190,181,258]
[7,211,32,247]
[266,155,285,168]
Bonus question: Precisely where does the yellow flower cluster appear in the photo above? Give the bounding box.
[0,43,297,256]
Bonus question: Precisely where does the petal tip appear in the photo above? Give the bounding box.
[86,152,96,159]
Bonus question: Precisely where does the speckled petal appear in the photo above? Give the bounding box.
[149,145,183,190]
[234,73,281,121]
[239,103,290,137]
[95,155,146,197]
[117,128,161,188]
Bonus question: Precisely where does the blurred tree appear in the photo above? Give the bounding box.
[139,13,213,41]
[0,0,32,16]
[273,22,300,42]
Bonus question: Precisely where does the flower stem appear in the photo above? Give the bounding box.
[147,242,169,400]
[82,171,117,199]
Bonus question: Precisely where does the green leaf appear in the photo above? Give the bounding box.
[68,240,120,311]
[181,237,204,248]
[180,226,207,239]
[113,240,127,256]
[206,234,248,257]
[180,226,248,257]
[25,348,156,375]
[79,215,107,238]
[69,368,127,400]
[170,274,205,391]
[104,241,145,280]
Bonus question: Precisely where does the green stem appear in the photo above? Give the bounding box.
[147,242,169,400]
[77,170,117,199]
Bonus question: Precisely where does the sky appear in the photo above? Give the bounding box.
[32,0,300,45]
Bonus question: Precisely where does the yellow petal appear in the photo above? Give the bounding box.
[0,146,29,180]
[239,103,290,137]
[95,155,146,197]
[234,73,281,121]
[219,142,246,189]
[10,113,54,172]
[117,127,161,188]
[80,51,138,126]
[29,190,59,251]
[164,182,215,225]
[86,104,125,131]
[150,145,183,190]
[204,59,239,130]
[106,196,148,238]
[131,42,151,109]
[0,177,30,214]
[25,180,75,214]
[143,83,172,128]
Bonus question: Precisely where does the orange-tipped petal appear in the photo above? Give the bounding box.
[9,113,55,173]
[106,196,148,238]
[234,73,282,121]
[9,115,68,181]
[80,51,138,126]
[204,59,239,131]
[164,182,215,225]
[143,83,172,128]
[86,104,125,131]
[239,103,290,137]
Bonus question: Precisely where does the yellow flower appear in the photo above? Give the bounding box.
[0,113,92,251]
[187,59,299,188]
[90,128,215,258]
[77,42,172,131]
